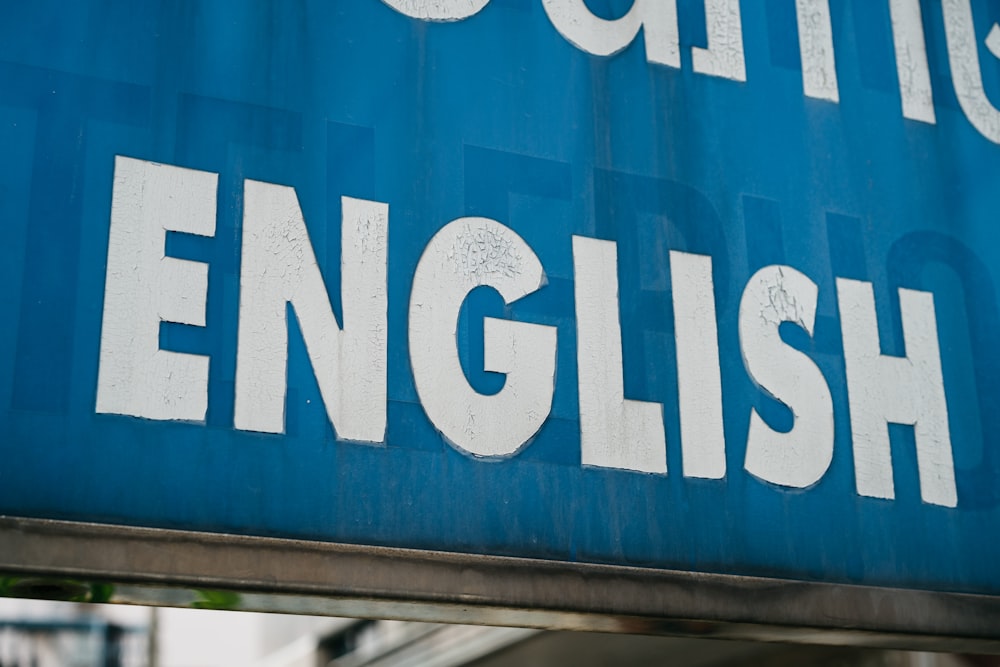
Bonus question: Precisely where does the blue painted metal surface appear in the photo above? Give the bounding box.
[0,0,999,598]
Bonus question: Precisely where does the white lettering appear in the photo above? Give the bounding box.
[573,236,666,474]
[234,185,388,442]
[837,279,957,507]
[890,0,936,124]
[942,0,1000,144]
[740,266,833,489]
[670,251,726,479]
[368,0,1000,144]
[692,0,746,82]
[540,0,679,67]
[379,0,490,21]
[96,156,216,422]
[796,0,839,102]
[409,218,557,458]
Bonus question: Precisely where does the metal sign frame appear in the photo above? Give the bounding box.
[3,516,1000,653]
[4,1,1000,650]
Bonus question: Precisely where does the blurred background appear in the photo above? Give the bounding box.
[0,597,996,667]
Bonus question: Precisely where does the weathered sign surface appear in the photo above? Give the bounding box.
[2,0,1000,639]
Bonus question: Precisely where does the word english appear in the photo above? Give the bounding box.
[97,157,958,507]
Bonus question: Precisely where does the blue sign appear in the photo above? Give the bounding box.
[2,0,1000,599]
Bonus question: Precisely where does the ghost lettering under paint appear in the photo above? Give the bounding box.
[380,0,1000,146]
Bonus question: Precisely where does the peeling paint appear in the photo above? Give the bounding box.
[890,0,936,124]
[448,220,524,284]
[692,0,746,82]
[796,0,839,102]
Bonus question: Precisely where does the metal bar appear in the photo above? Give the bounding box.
[1,516,999,653]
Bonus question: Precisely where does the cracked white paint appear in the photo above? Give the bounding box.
[739,266,833,489]
[670,251,725,479]
[234,185,388,443]
[573,236,666,475]
[379,0,490,21]
[795,0,839,102]
[889,0,936,124]
[692,0,746,82]
[837,279,956,508]
[409,218,556,458]
[942,0,1000,144]
[540,0,679,67]
[97,156,216,422]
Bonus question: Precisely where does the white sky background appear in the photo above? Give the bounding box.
[156,607,269,667]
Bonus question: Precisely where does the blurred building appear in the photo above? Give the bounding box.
[0,600,147,667]
[1,597,993,667]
